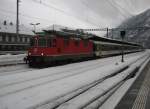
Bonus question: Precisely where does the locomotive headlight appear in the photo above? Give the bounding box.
[41,53,44,56]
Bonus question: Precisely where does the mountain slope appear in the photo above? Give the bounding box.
[114,9,150,48]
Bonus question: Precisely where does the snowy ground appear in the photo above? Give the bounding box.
[0,51,149,109]
[0,54,26,66]
[100,56,150,109]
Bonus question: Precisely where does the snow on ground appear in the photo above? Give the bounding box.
[56,55,149,109]
[0,54,26,65]
[100,53,150,109]
[0,64,36,76]
[0,51,149,109]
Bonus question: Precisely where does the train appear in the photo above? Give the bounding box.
[26,27,143,66]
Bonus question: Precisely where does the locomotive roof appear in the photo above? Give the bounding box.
[37,30,92,39]
[36,24,92,39]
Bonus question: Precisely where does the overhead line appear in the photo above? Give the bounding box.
[111,0,133,17]
[32,0,101,27]
[0,8,53,23]
[106,0,129,19]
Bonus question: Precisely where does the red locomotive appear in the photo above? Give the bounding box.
[27,29,93,66]
[26,26,143,66]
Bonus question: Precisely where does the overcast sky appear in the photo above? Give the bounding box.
[0,0,150,30]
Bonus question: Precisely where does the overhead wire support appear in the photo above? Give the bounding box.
[80,27,150,32]
[16,0,20,38]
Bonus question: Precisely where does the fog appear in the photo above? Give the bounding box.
[0,0,149,30]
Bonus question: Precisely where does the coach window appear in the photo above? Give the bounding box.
[101,45,107,51]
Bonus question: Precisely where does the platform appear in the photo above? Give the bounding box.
[115,61,150,109]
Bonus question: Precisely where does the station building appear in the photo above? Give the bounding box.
[0,20,34,54]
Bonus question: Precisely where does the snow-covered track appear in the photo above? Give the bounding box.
[0,52,146,97]
[0,51,149,109]
[36,54,149,109]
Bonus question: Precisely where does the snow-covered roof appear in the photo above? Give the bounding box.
[0,21,34,36]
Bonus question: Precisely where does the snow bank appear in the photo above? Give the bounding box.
[0,54,26,65]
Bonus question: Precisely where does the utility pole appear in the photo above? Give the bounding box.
[120,31,126,62]
[106,27,109,38]
[111,28,113,39]
[16,0,19,38]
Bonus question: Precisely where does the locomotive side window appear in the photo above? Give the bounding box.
[38,38,46,47]
[47,38,52,47]
[47,38,56,47]
[52,39,57,47]
[75,40,79,47]
[84,40,88,47]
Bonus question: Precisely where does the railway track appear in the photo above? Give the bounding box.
[44,55,149,109]
[0,52,146,97]
[0,51,149,109]
[34,54,149,109]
